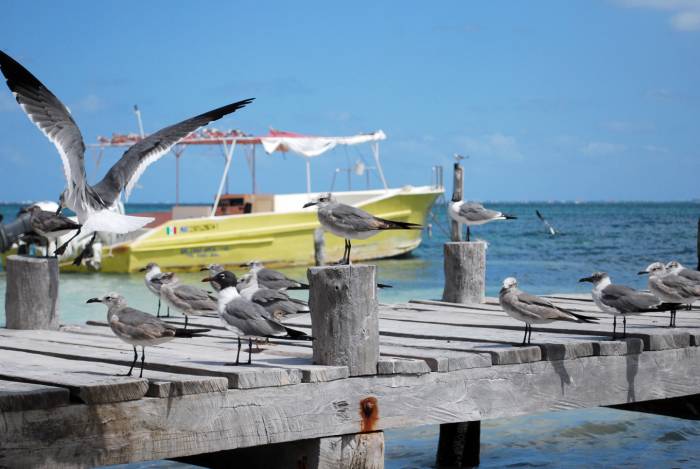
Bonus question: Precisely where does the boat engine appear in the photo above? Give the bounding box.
[0,212,33,253]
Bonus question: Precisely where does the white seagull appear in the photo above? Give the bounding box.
[448,200,516,241]
[0,50,253,264]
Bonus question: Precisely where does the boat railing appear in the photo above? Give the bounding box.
[432,165,444,190]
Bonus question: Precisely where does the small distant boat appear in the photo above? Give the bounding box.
[42,128,443,272]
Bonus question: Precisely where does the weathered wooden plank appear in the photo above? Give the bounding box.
[0,379,70,411]
[145,374,229,398]
[380,344,491,372]
[0,329,302,390]
[441,242,486,304]
[5,255,59,330]
[0,349,148,404]
[377,358,431,375]
[4,346,700,467]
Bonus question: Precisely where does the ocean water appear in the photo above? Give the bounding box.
[2,201,700,467]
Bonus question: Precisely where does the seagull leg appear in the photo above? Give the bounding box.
[139,346,146,378]
[528,324,533,345]
[72,232,97,266]
[55,227,81,256]
[346,240,352,265]
[669,310,675,328]
[166,307,171,318]
[466,226,471,242]
[234,336,241,365]
[122,346,138,376]
[521,325,527,345]
[612,316,617,341]
[156,298,161,318]
[248,337,253,364]
[623,316,627,339]
[184,315,188,330]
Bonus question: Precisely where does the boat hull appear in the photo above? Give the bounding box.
[85,187,440,273]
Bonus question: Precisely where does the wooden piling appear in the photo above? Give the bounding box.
[450,162,463,242]
[308,264,379,376]
[4,255,59,330]
[441,242,486,304]
[436,421,481,468]
[314,227,325,266]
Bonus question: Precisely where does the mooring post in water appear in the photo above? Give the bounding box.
[314,227,325,267]
[442,162,486,304]
[308,264,379,376]
[450,162,463,242]
[5,254,59,330]
[436,421,481,469]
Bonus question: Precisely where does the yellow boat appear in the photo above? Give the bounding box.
[46,127,443,273]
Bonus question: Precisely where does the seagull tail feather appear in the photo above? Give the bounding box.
[503,214,517,220]
[569,311,599,323]
[376,218,423,230]
[279,326,313,341]
[174,327,210,337]
[285,283,310,290]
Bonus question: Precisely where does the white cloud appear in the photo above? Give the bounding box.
[72,94,104,112]
[613,0,700,31]
[457,133,523,160]
[642,144,670,154]
[581,141,627,156]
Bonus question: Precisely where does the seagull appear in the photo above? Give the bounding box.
[202,270,312,365]
[139,263,173,317]
[448,200,516,241]
[303,194,422,264]
[579,272,674,339]
[639,262,696,327]
[238,269,309,320]
[666,261,700,284]
[25,205,81,256]
[499,277,597,345]
[86,292,200,377]
[0,50,253,265]
[240,260,309,290]
[159,274,218,330]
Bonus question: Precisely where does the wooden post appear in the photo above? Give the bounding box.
[308,265,379,376]
[442,242,486,304]
[450,162,463,242]
[5,255,59,330]
[314,227,325,267]
[175,431,385,469]
[436,421,481,468]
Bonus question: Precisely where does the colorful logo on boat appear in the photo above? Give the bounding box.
[165,226,188,235]
[165,224,215,235]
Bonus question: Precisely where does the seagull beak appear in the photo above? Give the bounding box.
[202,277,212,282]
[303,201,317,208]
[138,267,147,272]
[637,270,649,275]
[199,267,209,272]
[86,297,101,304]
[578,276,593,283]
[239,263,249,267]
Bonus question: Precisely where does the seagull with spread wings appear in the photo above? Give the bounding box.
[0,50,253,263]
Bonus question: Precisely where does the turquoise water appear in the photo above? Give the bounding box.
[2,201,700,467]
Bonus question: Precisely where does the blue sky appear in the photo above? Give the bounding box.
[0,0,698,202]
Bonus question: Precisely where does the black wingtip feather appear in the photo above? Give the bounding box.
[281,326,313,341]
[570,311,598,323]
[285,283,310,290]
[174,327,210,337]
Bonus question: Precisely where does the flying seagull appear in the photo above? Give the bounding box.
[499,277,597,345]
[86,292,200,377]
[579,272,676,339]
[535,209,558,236]
[25,205,81,256]
[140,262,173,317]
[303,194,422,264]
[0,50,253,264]
[639,262,696,327]
[448,200,516,241]
[240,260,309,290]
[203,270,312,365]
[159,274,218,330]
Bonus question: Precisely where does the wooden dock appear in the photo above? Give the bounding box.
[2,294,700,468]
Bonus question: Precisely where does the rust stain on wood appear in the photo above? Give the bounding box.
[359,396,379,432]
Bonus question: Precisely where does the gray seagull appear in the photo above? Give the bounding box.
[303,194,422,264]
[160,274,218,330]
[579,272,675,339]
[203,270,311,365]
[238,269,310,320]
[666,261,700,284]
[499,277,597,345]
[448,200,516,241]
[86,292,199,377]
[639,262,697,327]
[0,50,253,265]
[140,262,173,317]
[25,205,81,256]
[240,260,309,290]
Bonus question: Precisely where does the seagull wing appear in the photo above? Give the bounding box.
[222,297,287,337]
[0,50,86,197]
[602,284,660,312]
[459,202,501,222]
[94,98,254,204]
